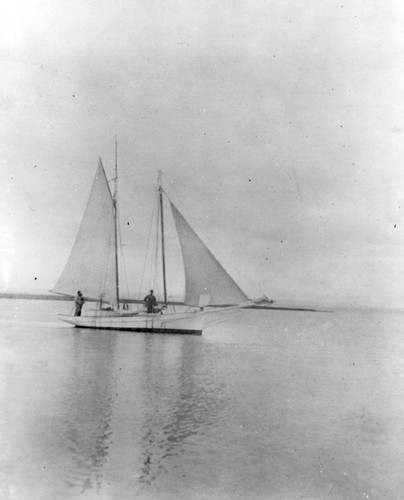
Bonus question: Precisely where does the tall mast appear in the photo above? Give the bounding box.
[158,171,168,308]
[113,136,120,307]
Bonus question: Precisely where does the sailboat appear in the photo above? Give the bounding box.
[52,153,269,334]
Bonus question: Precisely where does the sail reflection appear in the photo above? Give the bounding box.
[62,330,117,495]
[136,335,230,486]
[55,328,231,494]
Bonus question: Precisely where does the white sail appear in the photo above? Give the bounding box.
[169,200,249,306]
[52,159,117,304]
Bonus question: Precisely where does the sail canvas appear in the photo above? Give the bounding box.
[52,159,117,304]
[169,201,248,306]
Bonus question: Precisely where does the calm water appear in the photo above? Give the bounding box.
[0,300,403,499]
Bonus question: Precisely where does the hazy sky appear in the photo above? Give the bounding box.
[1,0,404,307]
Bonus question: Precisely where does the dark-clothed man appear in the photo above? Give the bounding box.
[74,291,85,316]
[144,290,157,314]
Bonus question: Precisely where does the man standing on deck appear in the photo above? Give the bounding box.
[144,290,157,314]
[74,291,84,316]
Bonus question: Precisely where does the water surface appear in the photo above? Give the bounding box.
[0,300,403,499]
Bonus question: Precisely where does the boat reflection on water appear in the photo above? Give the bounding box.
[135,334,230,490]
[60,326,230,496]
[62,330,117,496]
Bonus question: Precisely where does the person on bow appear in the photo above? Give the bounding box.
[144,290,157,314]
[74,291,85,316]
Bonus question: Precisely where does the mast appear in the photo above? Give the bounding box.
[158,171,168,308]
[113,136,120,307]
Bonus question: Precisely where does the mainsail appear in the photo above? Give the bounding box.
[169,200,249,306]
[52,159,117,304]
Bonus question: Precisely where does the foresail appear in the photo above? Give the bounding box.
[52,159,117,304]
[169,201,249,306]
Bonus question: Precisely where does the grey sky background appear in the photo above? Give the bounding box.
[1,0,404,307]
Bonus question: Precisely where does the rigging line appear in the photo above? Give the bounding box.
[117,209,129,301]
[150,188,160,292]
[99,213,115,304]
[159,173,168,307]
[139,178,160,295]
[113,186,120,304]
[160,172,267,298]
[152,192,161,292]
[104,163,120,304]
[139,182,156,290]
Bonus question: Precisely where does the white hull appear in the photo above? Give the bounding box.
[59,310,204,335]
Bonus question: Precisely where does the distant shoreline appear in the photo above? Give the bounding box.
[1,293,399,312]
[0,293,328,312]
